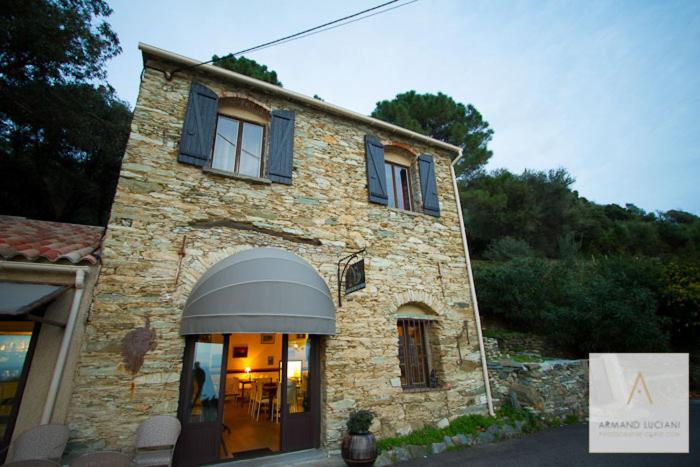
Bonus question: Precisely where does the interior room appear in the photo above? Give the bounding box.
[220,333,283,458]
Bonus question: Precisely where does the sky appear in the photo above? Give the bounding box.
[105,0,700,214]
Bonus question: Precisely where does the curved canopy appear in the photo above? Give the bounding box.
[181,248,336,335]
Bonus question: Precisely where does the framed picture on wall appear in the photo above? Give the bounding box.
[232,346,248,358]
[261,334,275,344]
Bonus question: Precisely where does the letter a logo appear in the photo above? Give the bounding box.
[626,371,653,405]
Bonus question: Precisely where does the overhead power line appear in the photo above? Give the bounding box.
[165,0,419,79]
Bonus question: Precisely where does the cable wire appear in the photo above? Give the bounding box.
[166,0,418,79]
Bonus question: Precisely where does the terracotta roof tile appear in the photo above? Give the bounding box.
[0,216,104,265]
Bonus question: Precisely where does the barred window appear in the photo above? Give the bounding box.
[397,319,432,389]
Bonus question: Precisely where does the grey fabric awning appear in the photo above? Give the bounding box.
[181,248,336,335]
[0,281,67,316]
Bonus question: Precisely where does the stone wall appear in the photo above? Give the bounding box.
[487,332,569,358]
[64,59,488,455]
[485,337,588,420]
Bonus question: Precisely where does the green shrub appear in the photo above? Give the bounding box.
[474,256,670,356]
[346,410,374,434]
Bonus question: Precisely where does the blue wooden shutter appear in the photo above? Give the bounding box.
[178,82,219,167]
[267,110,295,185]
[418,154,440,217]
[365,135,388,205]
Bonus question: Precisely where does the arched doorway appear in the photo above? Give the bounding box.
[174,248,335,466]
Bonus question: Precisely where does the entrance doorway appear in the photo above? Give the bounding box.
[175,333,320,466]
[0,321,39,463]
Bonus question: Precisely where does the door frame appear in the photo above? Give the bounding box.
[175,333,321,465]
[174,335,229,467]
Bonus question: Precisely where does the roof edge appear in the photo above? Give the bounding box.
[139,42,461,155]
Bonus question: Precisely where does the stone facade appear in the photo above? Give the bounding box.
[65,51,488,454]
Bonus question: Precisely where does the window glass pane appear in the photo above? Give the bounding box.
[394,166,407,210]
[212,116,239,172]
[0,322,34,442]
[399,167,411,210]
[189,335,224,423]
[385,163,395,208]
[286,334,310,413]
[238,122,263,177]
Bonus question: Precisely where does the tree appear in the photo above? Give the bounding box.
[371,91,493,179]
[212,54,282,86]
[0,0,130,226]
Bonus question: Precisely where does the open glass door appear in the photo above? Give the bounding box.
[175,335,228,467]
[0,321,38,464]
[280,334,320,451]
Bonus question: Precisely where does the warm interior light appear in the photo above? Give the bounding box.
[288,360,302,379]
[245,367,251,380]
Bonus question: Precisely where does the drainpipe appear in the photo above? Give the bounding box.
[0,261,90,423]
[39,267,86,424]
[449,151,495,416]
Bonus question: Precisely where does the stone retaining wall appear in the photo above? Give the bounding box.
[484,337,588,419]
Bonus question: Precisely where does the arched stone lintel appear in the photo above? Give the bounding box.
[391,291,449,317]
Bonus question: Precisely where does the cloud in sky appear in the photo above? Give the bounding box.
[106,0,700,214]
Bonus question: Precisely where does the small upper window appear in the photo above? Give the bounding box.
[385,162,413,210]
[211,115,264,178]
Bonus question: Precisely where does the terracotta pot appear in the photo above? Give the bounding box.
[341,432,377,466]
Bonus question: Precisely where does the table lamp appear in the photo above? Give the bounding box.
[245,367,251,381]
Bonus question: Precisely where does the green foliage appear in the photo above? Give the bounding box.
[474,256,670,356]
[658,261,700,349]
[371,91,493,179]
[377,405,537,452]
[212,54,282,86]
[0,0,121,86]
[461,169,578,257]
[462,168,700,260]
[346,409,374,434]
[483,237,537,261]
[0,0,131,225]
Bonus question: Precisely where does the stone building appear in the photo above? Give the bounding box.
[0,216,103,463]
[66,43,493,465]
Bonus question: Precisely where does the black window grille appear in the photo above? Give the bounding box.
[397,319,431,389]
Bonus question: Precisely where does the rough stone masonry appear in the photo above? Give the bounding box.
[65,51,489,454]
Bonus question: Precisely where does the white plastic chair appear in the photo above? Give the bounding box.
[132,415,181,467]
[3,461,60,467]
[225,375,242,403]
[5,424,69,463]
[70,451,132,467]
[252,381,272,421]
[271,383,281,423]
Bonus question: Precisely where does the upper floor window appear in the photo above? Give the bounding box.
[385,162,413,210]
[211,115,264,177]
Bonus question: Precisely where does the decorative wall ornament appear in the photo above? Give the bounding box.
[121,317,157,375]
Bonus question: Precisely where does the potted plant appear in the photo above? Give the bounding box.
[341,409,377,466]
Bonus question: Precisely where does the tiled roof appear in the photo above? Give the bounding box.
[0,216,104,265]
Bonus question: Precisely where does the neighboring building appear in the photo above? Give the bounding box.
[65,43,492,465]
[0,216,103,463]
